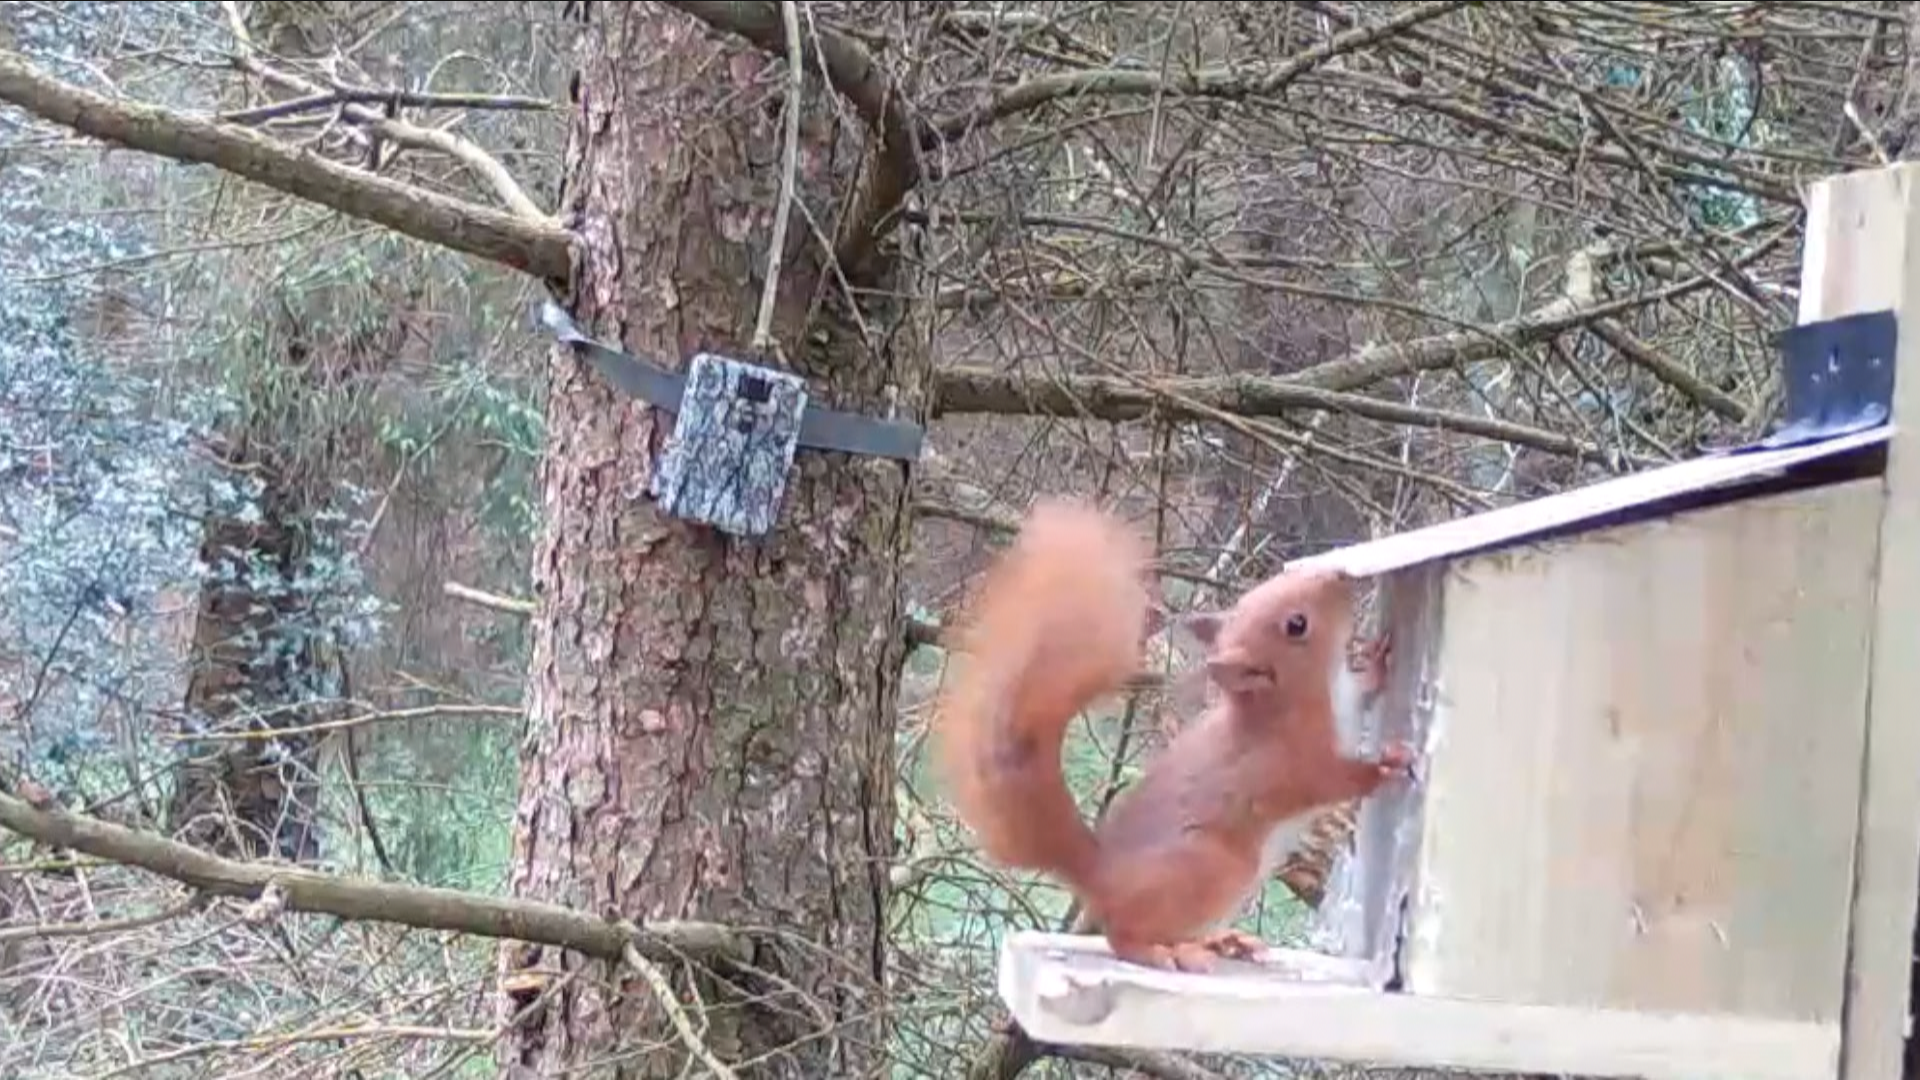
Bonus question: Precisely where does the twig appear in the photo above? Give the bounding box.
[443,580,537,617]
[165,703,520,743]
[0,892,203,945]
[752,0,806,354]
[622,942,741,1079]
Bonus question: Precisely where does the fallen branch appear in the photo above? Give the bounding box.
[0,52,572,279]
[0,790,750,964]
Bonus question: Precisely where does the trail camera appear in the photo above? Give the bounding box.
[535,300,924,539]
[648,353,808,537]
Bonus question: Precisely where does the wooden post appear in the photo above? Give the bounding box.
[1802,162,1920,1080]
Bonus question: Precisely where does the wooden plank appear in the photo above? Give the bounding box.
[1401,477,1883,1023]
[1000,931,1839,1080]
[1800,163,1920,1080]
[1285,425,1887,579]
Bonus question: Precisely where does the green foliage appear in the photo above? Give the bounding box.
[0,4,241,806]
[2,0,543,881]
[375,347,548,559]
[320,715,521,891]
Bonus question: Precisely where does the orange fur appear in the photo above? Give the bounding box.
[933,498,1411,972]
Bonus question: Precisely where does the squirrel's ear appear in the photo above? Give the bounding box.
[1207,649,1272,694]
[1176,610,1225,649]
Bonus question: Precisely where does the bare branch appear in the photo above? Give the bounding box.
[0,52,573,279]
[219,0,552,223]
[443,577,958,660]
[930,0,1478,141]
[1589,320,1750,422]
[0,892,203,946]
[934,365,1638,466]
[219,89,554,125]
[0,790,748,964]
[167,703,520,743]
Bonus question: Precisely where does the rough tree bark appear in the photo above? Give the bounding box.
[495,5,921,1077]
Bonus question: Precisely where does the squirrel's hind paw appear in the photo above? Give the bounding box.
[1195,928,1270,962]
[1378,741,1417,775]
[1111,931,1270,974]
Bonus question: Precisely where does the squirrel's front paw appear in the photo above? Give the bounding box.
[1346,633,1392,695]
[1377,741,1416,777]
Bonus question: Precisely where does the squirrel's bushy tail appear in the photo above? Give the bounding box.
[933,497,1152,900]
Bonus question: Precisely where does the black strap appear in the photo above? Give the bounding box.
[535,301,923,462]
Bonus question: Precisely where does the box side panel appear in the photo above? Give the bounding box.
[1403,477,1882,1022]
[1311,563,1446,974]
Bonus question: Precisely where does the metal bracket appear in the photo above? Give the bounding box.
[534,300,924,536]
[1751,308,1897,451]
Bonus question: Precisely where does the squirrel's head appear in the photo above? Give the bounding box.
[1179,567,1355,697]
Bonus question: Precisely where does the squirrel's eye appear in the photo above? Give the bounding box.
[1285,613,1309,638]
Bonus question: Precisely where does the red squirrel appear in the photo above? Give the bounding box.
[934,497,1411,972]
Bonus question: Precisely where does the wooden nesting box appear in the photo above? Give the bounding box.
[998,165,1920,1080]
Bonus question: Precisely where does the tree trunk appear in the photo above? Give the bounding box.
[497,6,920,1077]
[168,448,324,862]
